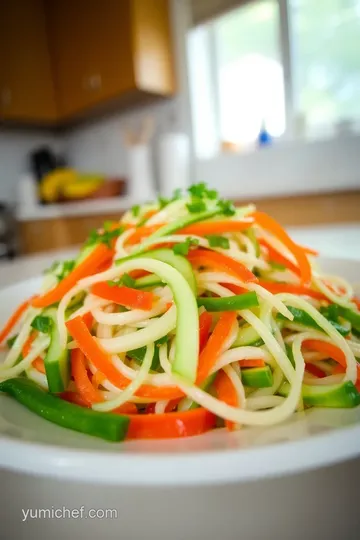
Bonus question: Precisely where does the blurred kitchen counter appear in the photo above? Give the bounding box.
[1,223,360,289]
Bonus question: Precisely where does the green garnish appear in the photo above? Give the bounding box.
[186,200,207,213]
[45,259,75,281]
[85,226,124,249]
[205,235,230,249]
[131,205,140,217]
[173,237,199,256]
[6,335,18,349]
[173,188,182,199]
[217,199,236,216]
[188,183,218,200]
[107,273,136,288]
[31,315,52,334]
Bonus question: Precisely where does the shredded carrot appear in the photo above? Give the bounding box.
[71,348,103,406]
[113,402,138,415]
[126,408,216,439]
[196,311,238,384]
[257,280,328,301]
[83,312,94,330]
[259,238,301,276]
[223,283,248,295]
[239,359,265,368]
[61,391,89,408]
[180,219,254,236]
[91,282,154,311]
[303,339,360,388]
[66,316,185,400]
[214,370,238,430]
[188,249,258,283]
[32,357,46,374]
[91,370,106,390]
[32,244,113,309]
[199,311,213,352]
[300,244,319,256]
[253,211,312,285]
[0,297,33,345]
[353,297,360,311]
[145,399,181,414]
[125,224,165,246]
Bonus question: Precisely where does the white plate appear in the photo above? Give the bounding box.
[0,258,360,486]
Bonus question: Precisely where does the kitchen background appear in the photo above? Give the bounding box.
[0,0,359,260]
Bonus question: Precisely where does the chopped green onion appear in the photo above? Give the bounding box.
[173,237,199,256]
[186,200,207,213]
[205,235,230,249]
[31,315,52,334]
[217,199,236,216]
[197,292,259,312]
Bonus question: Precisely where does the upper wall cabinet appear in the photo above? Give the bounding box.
[0,0,175,125]
[0,0,58,123]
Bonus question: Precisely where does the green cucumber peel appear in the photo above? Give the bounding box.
[115,258,199,382]
[279,380,360,408]
[241,366,273,388]
[278,306,350,337]
[43,308,70,393]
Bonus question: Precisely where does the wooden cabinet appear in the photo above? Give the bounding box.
[47,0,175,119]
[0,0,57,123]
[0,0,175,124]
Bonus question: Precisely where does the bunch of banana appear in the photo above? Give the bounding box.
[40,169,104,202]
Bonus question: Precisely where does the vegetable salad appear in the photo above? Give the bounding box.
[0,183,360,442]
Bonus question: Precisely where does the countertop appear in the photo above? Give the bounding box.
[0,223,359,289]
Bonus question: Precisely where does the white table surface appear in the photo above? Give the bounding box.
[0,223,359,290]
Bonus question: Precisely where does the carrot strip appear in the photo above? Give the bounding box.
[83,312,94,330]
[214,370,238,430]
[223,283,248,295]
[188,249,257,283]
[91,282,154,311]
[239,359,265,368]
[145,399,181,415]
[125,224,165,246]
[302,339,360,387]
[66,316,184,400]
[71,348,103,406]
[257,280,328,301]
[180,219,254,236]
[32,244,113,309]
[126,408,216,439]
[0,297,33,345]
[199,311,213,352]
[300,244,319,256]
[61,391,89,408]
[196,311,238,384]
[32,357,46,374]
[92,370,106,390]
[259,238,301,276]
[113,402,138,415]
[253,211,311,285]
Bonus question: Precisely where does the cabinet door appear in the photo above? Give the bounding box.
[0,0,57,122]
[47,0,135,118]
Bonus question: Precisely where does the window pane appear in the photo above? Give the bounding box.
[291,0,360,130]
[214,0,285,145]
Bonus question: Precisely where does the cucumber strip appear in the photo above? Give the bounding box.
[137,249,197,295]
[134,274,163,289]
[113,258,199,382]
[189,373,217,410]
[338,306,360,332]
[242,366,273,388]
[131,209,220,255]
[232,325,264,347]
[43,308,70,393]
[279,380,360,408]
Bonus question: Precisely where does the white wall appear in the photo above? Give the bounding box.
[0,129,63,204]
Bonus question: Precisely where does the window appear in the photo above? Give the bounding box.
[188,0,360,157]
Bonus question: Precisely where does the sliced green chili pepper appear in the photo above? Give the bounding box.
[197,292,259,312]
[337,306,360,332]
[0,378,129,442]
[278,306,350,336]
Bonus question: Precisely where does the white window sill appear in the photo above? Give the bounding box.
[195,133,360,200]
